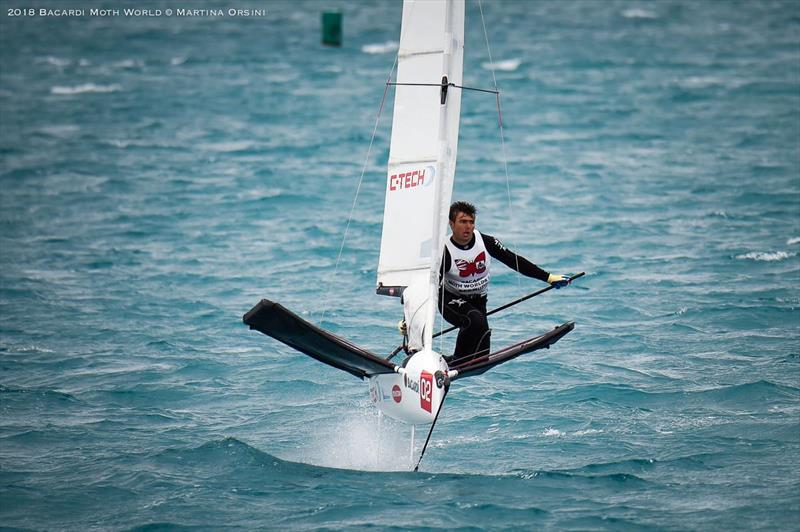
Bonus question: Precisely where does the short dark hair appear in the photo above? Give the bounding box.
[449,201,477,222]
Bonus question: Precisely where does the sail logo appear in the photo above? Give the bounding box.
[388,165,435,192]
[455,251,486,278]
[420,371,433,412]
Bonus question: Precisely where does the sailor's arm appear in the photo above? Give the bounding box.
[481,233,568,287]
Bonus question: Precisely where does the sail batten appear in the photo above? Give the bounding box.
[388,157,438,165]
[397,50,445,59]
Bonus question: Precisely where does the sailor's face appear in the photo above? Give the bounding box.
[450,212,475,245]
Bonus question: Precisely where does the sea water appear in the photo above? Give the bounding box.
[1,1,798,530]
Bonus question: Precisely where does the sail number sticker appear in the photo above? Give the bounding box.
[420,371,433,412]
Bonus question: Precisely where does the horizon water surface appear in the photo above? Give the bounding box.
[1,0,799,530]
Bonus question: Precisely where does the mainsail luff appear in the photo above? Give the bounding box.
[376,0,465,350]
[425,0,464,350]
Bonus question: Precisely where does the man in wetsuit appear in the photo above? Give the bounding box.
[438,201,569,363]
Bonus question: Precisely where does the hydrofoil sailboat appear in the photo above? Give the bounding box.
[243,0,579,469]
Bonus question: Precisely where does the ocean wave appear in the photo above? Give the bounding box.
[112,59,144,69]
[698,380,798,402]
[198,141,256,153]
[573,428,604,437]
[38,55,71,68]
[0,385,78,403]
[153,437,364,479]
[735,251,791,262]
[515,469,651,486]
[361,41,398,54]
[621,8,658,19]
[542,427,564,437]
[0,343,55,354]
[482,58,521,72]
[35,124,81,138]
[787,237,800,245]
[51,83,122,95]
[676,76,735,90]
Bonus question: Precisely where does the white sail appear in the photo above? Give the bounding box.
[376,0,464,349]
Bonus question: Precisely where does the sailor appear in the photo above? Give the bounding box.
[439,201,569,363]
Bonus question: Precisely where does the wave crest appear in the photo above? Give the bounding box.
[735,251,791,262]
[482,58,521,72]
[51,83,122,95]
[361,41,398,54]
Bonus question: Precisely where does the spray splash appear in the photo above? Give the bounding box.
[299,404,417,472]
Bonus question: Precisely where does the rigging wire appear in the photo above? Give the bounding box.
[319,55,397,326]
[433,0,518,356]
[320,0,417,326]
[322,0,519,354]
[437,0,515,356]
[477,0,522,290]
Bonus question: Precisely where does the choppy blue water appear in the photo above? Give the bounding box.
[2,0,799,530]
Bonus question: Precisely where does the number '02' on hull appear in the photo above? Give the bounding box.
[369,349,448,424]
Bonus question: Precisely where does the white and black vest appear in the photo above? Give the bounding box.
[443,230,491,296]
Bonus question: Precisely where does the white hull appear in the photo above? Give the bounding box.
[369,349,448,424]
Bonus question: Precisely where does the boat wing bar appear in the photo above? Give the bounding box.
[243,299,398,380]
[449,322,574,381]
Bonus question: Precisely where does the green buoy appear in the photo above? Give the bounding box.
[322,11,342,47]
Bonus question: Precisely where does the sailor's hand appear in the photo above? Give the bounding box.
[397,319,407,335]
[547,273,570,289]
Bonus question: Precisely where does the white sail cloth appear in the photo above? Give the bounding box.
[376,0,465,351]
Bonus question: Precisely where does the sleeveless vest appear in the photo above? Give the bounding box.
[443,230,491,296]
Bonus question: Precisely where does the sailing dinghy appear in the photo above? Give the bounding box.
[244,0,577,467]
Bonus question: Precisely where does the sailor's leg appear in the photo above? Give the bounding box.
[462,297,490,360]
[452,308,489,361]
[439,291,489,360]
[474,328,492,359]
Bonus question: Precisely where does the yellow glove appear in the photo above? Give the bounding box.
[547,273,570,289]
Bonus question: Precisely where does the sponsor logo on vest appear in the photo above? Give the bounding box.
[388,165,435,192]
[455,251,487,278]
[392,384,402,403]
[420,371,433,412]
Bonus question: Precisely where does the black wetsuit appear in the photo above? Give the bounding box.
[438,232,550,362]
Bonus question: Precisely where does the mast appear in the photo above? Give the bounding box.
[376,0,465,350]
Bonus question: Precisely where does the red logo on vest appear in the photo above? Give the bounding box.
[455,251,486,278]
